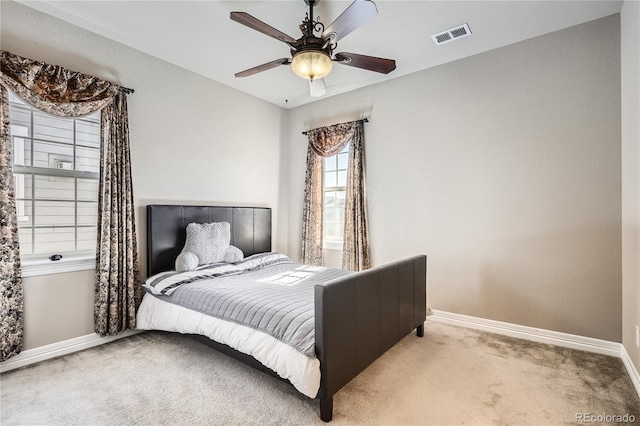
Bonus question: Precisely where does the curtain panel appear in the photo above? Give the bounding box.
[0,51,140,359]
[343,124,370,271]
[301,144,325,266]
[0,85,24,362]
[95,92,141,336]
[301,120,370,271]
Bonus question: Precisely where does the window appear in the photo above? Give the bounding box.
[323,144,349,250]
[8,92,100,273]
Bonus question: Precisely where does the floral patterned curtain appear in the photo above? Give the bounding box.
[0,51,118,117]
[343,123,370,271]
[0,84,24,362]
[301,120,370,270]
[301,143,325,266]
[0,51,139,358]
[95,92,141,336]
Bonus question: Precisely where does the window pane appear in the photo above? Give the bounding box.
[76,146,100,173]
[336,191,346,221]
[324,222,336,239]
[8,92,25,104]
[337,152,348,170]
[12,135,31,166]
[336,220,344,239]
[77,178,98,201]
[13,173,32,200]
[34,227,75,254]
[16,199,32,226]
[324,220,345,241]
[324,191,336,220]
[77,227,97,251]
[32,141,74,169]
[34,175,75,200]
[18,227,33,255]
[8,105,31,131]
[34,200,75,227]
[324,156,336,172]
[325,208,336,221]
[78,202,98,226]
[76,118,100,148]
[337,170,347,187]
[324,171,337,187]
[33,111,73,144]
[340,144,349,154]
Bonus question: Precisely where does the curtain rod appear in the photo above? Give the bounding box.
[302,118,368,135]
[118,86,135,94]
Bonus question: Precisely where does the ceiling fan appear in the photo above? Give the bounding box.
[230,0,396,97]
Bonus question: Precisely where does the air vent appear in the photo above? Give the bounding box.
[431,23,472,45]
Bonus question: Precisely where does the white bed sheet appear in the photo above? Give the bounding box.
[136,292,321,398]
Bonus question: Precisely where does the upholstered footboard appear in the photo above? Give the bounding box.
[314,255,427,421]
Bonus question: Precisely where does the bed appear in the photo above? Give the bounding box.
[137,204,427,422]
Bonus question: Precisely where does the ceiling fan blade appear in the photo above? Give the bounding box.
[235,58,291,78]
[322,0,378,42]
[230,12,297,44]
[309,78,326,97]
[334,52,396,74]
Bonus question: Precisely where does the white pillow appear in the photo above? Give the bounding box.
[175,251,199,272]
[224,245,244,263]
[183,222,231,265]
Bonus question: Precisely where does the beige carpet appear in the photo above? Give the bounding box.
[1,321,639,425]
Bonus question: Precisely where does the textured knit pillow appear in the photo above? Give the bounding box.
[175,251,199,272]
[183,222,231,265]
[224,245,244,263]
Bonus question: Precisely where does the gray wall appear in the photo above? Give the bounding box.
[2,0,629,363]
[1,0,286,350]
[285,15,622,342]
[621,0,640,371]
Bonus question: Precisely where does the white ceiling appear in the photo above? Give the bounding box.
[17,0,623,109]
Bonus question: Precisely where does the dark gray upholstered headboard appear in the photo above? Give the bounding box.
[146,205,272,277]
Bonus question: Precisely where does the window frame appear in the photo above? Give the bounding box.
[8,93,100,276]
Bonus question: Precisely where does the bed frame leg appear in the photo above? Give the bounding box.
[416,324,424,337]
[320,396,333,422]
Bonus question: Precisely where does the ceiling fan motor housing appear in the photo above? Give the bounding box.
[289,1,334,81]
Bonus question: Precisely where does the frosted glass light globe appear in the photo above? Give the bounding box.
[291,50,333,81]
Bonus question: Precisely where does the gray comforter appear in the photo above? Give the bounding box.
[143,253,352,357]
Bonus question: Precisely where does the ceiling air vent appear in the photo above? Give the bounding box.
[431,23,472,45]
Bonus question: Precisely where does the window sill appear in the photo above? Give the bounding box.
[21,255,95,278]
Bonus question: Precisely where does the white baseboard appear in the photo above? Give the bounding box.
[429,310,640,398]
[3,312,639,400]
[621,344,640,399]
[429,310,621,356]
[0,329,141,374]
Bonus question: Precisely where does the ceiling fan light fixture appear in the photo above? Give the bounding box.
[291,50,333,81]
